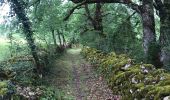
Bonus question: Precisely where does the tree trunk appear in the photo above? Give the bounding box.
[61,33,66,47]
[70,0,162,67]
[51,29,57,49]
[141,0,162,67]
[94,3,103,33]
[9,0,42,74]
[57,30,62,47]
[85,3,104,36]
[159,0,170,70]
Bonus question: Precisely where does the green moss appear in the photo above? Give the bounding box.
[134,83,145,89]
[134,73,145,81]
[158,80,170,86]
[0,88,8,95]
[0,81,8,95]
[81,47,170,99]
[0,81,7,88]
[146,86,170,99]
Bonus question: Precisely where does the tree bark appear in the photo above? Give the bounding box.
[140,0,162,67]
[61,33,66,47]
[57,30,62,47]
[94,3,103,33]
[9,0,42,74]
[51,29,57,49]
[85,3,104,36]
[159,0,170,70]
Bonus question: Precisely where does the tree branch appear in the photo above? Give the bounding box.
[84,4,94,23]
[64,0,141,21]
[63,0,86,21]
[126,11,136,20]
[28,0,40,7]
[128,3,141,13]
[71,0,129,3]
[70,0,141,13]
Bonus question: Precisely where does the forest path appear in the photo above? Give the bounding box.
[46,48,114,100]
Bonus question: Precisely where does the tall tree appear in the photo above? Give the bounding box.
[155,0,170,70]
[51,28,57,49]
[8,0,42,74]
[85,3,103,35]
[67,0,162,67]
[57,30,62,47]
[141,0,162,67]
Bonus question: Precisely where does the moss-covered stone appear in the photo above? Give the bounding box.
[0,81,8,95]
[81,47,170,99]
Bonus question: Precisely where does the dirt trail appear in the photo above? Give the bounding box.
[47,48,115,100]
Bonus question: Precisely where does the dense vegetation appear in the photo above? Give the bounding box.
[0,0,170,99]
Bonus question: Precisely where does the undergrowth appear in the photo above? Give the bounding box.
[0,46,72,100]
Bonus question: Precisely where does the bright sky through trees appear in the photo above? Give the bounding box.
[0,3,10,24]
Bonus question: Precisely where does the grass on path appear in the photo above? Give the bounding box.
[44,48,114,100]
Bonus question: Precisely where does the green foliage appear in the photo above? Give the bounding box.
[0,0,167,99]
[79,4,145,62]
[39,86,74,100]
[39,86,61,100]
[82,47,170,99]
[80,30,103,48]
[0,40,10,61]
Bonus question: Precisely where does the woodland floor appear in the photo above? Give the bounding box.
[44,48,115,100]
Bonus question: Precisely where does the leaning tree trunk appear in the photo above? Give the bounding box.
[141,0,162,67]
[9,0,42,74]
[159,0,170,70]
